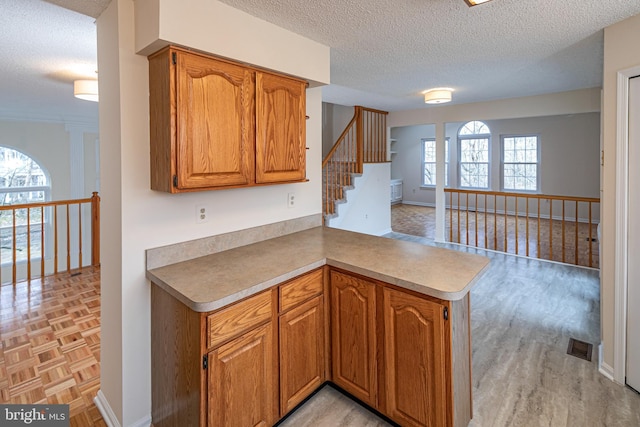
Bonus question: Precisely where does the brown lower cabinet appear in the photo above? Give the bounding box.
[279,295,325,414]
[208,323,275,427]
[151,266,471,427]
[330,269,378,407]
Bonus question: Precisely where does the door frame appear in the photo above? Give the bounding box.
[613,65,640,384]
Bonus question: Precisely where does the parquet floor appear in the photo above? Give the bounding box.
[0,267,106,426]
[392,204,599,268]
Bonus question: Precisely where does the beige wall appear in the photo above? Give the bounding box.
[97,0,328,425]
[601,12,640,376]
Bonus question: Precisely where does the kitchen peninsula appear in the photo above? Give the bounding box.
[147,225,490,427]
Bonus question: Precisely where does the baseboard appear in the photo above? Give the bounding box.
[376,227,393,236]
[598,343,616,382]
[400,201,436,208]
[95,390,120,427]
[94,390,152,427]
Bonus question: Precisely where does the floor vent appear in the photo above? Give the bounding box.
[567,338,593,361]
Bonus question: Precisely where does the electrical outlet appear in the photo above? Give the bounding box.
[196,204,209,224]
[287,193,296,208]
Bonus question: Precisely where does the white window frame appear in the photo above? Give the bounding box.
[0,147,52,267]
[501,134,541,192]
[421,138,449,187]
[458,121,491,189]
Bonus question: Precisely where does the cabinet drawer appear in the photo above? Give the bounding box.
[207,291,272,349]
[279,269,323,312]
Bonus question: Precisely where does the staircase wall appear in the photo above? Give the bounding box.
[327,163,391,236]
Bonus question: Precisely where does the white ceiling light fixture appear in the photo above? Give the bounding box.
[464,0,493,6]
[423,88,453,104]
[73,79,99,102]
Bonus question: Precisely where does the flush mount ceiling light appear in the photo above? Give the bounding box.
[423,88,453,104]
[74,79,99,102]
[464,0,493,6]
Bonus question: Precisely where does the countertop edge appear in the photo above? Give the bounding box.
[148,257,490,313]
[325,258,490,302]
[147,260,327,312]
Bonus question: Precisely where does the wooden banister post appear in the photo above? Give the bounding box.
[355,106,364,174]
[91,192,100,267]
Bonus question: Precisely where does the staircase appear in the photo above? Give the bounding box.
[322,106,388,223]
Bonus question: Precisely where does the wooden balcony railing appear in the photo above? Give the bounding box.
[0,192,100,284]
[445,189,600,268]
[322,106,388,218]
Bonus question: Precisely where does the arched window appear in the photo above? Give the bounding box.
[0,148,50,266]
[0,147,50,205]
[458,121,490,188]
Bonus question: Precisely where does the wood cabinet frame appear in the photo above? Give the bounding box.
[151,266,472,427]
[148,46,307,193]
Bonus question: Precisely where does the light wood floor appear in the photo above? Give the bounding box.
[3,233,634,427]
[283,233,640,426]
[392,204,599,268]
[0,267,105,426]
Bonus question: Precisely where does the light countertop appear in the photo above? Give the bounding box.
[146,227,490,312]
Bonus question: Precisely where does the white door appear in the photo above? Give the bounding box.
[627,75,640,392]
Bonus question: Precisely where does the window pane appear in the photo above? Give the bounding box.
[459,120,490,136]
[504,163,537,191]
[502,135,538,191]
[461,138,489,162]
[423,140,436,162]
[423,163,436,186]
[460,163,488,188]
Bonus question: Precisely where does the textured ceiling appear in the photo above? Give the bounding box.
[0,0,103,122]
[219,0,640,110]
[2,0,640,122]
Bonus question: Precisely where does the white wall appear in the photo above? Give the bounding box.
[134,0,330,87]
[322,103,354,158]
[327,163,391,236]
[389,88,601,242]
[388,88,601,128]
[0,120,98,200]
[96,1,328,425]
[601,12,640,380]
[391,113,600,207]
[390,124,435,204]
[0,119,99,282]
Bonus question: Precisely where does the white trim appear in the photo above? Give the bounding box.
[500,134,541,192]
[129,416,152,427]
[94,390,152,427]
[599,342,616,381]
[613,65,640,385]
[94,390,121,427]
[402,201,436,208]
[376,227,393,236]
[0,110,98,128]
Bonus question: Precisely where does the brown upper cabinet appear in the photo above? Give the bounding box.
[148,46,307,193]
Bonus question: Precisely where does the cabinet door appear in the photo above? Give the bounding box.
[255,72,306,184]
[208,323,275,427]
[279,295,325,415]
[383,288,448,427]
[176,52,255,189]
[330,270,377,406]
